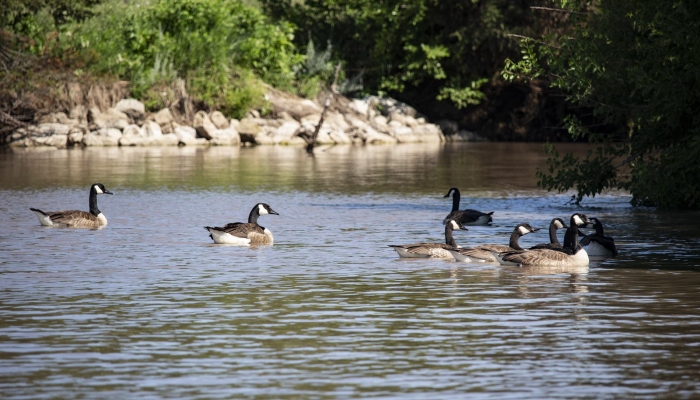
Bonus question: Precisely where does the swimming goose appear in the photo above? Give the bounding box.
[529,218,569,251]
[496,213,590,267]
[30,183,113,228]
[450,223,539,262]
[389,219,467,259]
[579,217,618,257]
[205,203,279,245]
[443,187,493,226]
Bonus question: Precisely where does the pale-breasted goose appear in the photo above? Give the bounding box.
[443,187,493,226]
[529,218,569,251]
[496,213,590,267]
[205,203,279,245]
[389,219,468,259]
[450,223,539,262]
[579,217,618,257]
[30,183,113,228]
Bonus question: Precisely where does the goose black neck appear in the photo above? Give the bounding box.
[509,231,524,250]
[594,222,605,235]
[248,206,260,224]
[88,187,100,216]
[549,224,561,245]
[444,224,457,247]
[563,226,581,253]
[450,189,461,212]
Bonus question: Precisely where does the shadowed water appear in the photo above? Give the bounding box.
[1,143,699,398]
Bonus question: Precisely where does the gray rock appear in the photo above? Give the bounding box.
[82,128,122,146]
[68,127,84,147]
[37,123,71,136]
[119,124,147,146]
[193,111,217,140]
[238,118,263,144]
[174,126,198,145]
[154,108,174,134]
[115,99,146,120]
[143,121,163,138]
[210,111,229,129]
[89,107,130,130]
[160,133,179,146]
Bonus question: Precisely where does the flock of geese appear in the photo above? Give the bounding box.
[29,184,617,267]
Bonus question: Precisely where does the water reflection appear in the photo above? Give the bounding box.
[1,144,700,398]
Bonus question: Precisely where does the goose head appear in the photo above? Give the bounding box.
[570,213,589,227]
[92,183,113,195]
[514,223,540,237]
[257,203,279,216]
[552,218,568,230]
[446,219,468,231]
[443,187,460,198]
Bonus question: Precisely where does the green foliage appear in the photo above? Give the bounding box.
[59,0,303,116]
[506,0,700,208]
[261,0,553,110]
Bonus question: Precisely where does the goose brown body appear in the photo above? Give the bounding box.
[30,183,113,229]
[205,203,278,245]
[390,220,467,259]
[452,223,539,262]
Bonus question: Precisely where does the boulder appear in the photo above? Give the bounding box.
[238,118,263,144]
[193,110,217,140]
[36,134,68,148]
[268,93,322,120]
[174,126,199,146]
[412,124,444,142]
[210,111,229,129]
[36,123,71,136]
[210,127,240,146]
[115,98,146,120]
[119,124,147,146]
[389,112,418,128]
[89,107,130,130]
[154,108,174,134]
[142,121,163,139]
[82,128,121,146]
[160,133,180,146]
[229,119,240,131]
[68,127,84,146]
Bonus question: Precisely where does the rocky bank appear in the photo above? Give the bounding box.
[6,90,483,149]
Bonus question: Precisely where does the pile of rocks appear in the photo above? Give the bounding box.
[7,92,447,148]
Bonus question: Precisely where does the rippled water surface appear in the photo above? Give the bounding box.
[1,143,700,398]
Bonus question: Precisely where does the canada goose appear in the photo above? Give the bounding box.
[443,187,493,226]
[579,217,618,257]
[529,218,569,251]
[30,183,113,228]
[389,219,467,259]
[450,223,539,262]
[496,213,590,267]
[205,203,279,245]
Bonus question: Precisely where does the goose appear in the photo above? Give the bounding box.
[205,203,279,245]
[495,213,590,267]
[579,217,618,257]
[443,187,493,226]
[30,183,113,228]
[529,218,569,251]
[449,223,539,262]
[389,219,467,259]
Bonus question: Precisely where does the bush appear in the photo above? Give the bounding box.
[62,0,303,115]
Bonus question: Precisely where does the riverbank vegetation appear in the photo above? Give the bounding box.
[1,0,698,208]
[503,0,700,209]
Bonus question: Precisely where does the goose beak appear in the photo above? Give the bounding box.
[532,227,541,232]
[269,209,279,215]
[443,194,450,198]
[105,190,113,195]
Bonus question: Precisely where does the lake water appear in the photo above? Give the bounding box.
[1,143,700,398]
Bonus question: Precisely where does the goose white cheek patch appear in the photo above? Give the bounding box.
[555,221,564,229]
[450,220,461,229]
[258,204,268,215]
[93,185,104,194]
[574,215,584,226]
[518,226,530,235]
